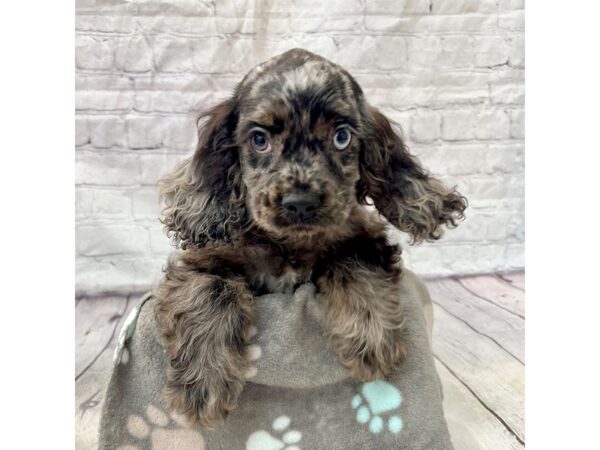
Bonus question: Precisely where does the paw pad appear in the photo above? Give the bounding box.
[122,404,204,450]
[352,381,403,435]
[246,415,302,450]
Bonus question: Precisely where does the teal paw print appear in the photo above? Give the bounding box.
[351,381,403,434]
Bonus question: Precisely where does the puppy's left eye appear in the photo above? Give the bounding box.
[333,126,352,150]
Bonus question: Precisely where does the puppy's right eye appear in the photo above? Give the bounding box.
[249,129,272,154]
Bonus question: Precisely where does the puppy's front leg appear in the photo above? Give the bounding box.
[154,252,254,428]
[315,239,406,380]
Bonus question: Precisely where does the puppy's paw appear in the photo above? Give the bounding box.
[340,338,406,381]
[164,369,244,429]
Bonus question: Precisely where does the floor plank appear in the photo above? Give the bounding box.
[456,275,525,318]
[432,304,525,443]
[498,272,525,291]
[75,296,136,450]
[75,297,129,378]
[436,360,524,450]
[427,278,524,363]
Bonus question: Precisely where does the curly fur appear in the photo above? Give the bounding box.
[153,48,467,427]
[159,100,249,247]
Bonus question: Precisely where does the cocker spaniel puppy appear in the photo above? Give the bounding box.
[154,48,466,428]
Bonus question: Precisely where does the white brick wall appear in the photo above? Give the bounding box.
[75,0,525,295]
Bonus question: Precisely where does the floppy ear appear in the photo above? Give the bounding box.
[357,106,467,243]
[159,99,247,248]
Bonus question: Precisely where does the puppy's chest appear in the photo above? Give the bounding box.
[248,258,313,295]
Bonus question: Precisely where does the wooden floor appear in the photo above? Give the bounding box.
[75,272,524,449]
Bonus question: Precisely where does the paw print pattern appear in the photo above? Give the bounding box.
[351,381,403,435]
[244,326,261,379]
[245,415,302,450]
[120,404,204,450]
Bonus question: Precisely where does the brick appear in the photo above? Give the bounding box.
[76,257,166,294]
[77,225,149,256]
[366,14,497,33]
[441,110,475,140]
[499,0,524,10]
[474,36,509,67]
[75,36,114,71]
[331,36,377,70]
[439,36,474,68]
[374,36,408,71]
[510,109,525,139]
[162,116,197,151]
[445,211,513,243]
[490,83,525,105]
[75,116,90,147]
[461,175,524,208]
[126,116,166,149]
[92,189,131,220]
[114,35,154,73]
[154,37,195,73]
[132,188,160,220]
[76,188,94,221]
[134,90,206,114]
[75,0,95,10]
[474,110,510,140]
[404,0,431,14]
[410,111,441,143]
[504,243,524,269]
[431,0,497,14]
[215,0,259,16]
[76,91,134,111]
[89,115,127,148]
[291,16,362,33]
[193,38,229,73]
[139,153,183,186]
[417,143,524,176]
[407,37,442,70]
[499,10,525,30]
[508,34,525,68]
[291,0,362,16]
[149,225,174,255]
[364,0,408,14]
[75,152,141,186]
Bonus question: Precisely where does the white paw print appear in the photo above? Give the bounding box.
[121,404,205,450]
[352,381,403,435]
[243,326,262,379]
[245,415,302,450]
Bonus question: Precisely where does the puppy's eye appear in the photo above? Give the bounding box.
[333,126,352,150]
[249,129,272,154]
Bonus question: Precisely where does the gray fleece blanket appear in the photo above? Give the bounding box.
[99,270,453,449]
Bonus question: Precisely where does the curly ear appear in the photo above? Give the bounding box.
[159,99,247,248]
[357,106,467,243]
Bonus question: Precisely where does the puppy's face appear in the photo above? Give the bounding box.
[235,53,364,238]
[159,49,466,249]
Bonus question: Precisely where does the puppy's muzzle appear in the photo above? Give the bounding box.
[281,192,322,222]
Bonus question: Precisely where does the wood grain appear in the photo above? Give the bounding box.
[428,278,524,363]
[498,272,525,291]
[432,304,525,443]
[436,360,524,450]
[457,275,525,318]
[75,296,135,450]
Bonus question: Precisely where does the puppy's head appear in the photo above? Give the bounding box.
[160,49,466,248]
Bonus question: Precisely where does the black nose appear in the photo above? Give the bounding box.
[281,193,321,221]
